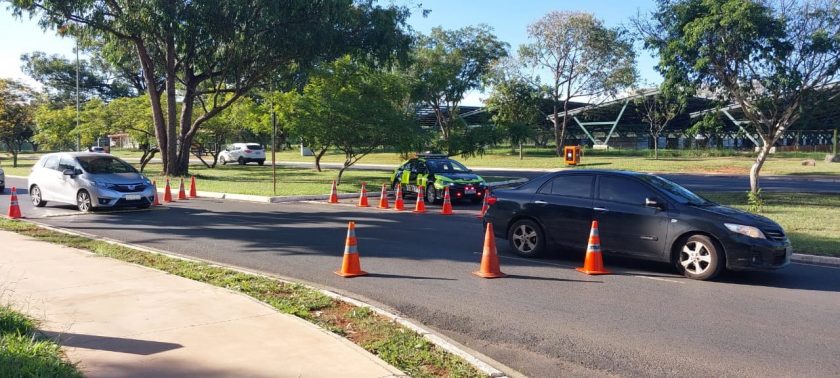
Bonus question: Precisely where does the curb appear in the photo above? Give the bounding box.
[791,253,840,268]
[13,218,516,378]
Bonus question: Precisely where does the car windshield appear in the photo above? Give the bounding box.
[426,159,470,173]
[245,144,263,150]
[637,175,712,206]
[77,156,138,174]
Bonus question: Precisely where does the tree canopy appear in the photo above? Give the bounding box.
[0,79,37,167]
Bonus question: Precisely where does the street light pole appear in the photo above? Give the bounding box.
[271,86,277,195]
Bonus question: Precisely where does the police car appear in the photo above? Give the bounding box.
[390,154,488,203]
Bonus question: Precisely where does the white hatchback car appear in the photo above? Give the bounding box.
[27,152,155,212]
[219,143,266,166]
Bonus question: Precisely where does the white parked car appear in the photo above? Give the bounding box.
[219,143,266,166]
[0,166,5,193]
[27,152,155,212]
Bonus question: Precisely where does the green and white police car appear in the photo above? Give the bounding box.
[390,154,487,203]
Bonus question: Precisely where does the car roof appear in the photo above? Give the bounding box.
[555,169,650,177]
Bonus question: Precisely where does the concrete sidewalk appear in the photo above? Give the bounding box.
[0,230,403,378]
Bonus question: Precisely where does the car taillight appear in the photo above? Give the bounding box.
[486,195,498,205]
[244,149,252,153]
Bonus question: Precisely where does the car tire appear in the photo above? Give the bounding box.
[257,160,264,166]
[675,234,724,281]
[30,185,47,207]
[425,184,439,204]
[0,186,4,194]
[508,219,545,257]
[238,157,245,165]
[76,190,93,213]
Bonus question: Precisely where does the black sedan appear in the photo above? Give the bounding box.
[483,170,792,280]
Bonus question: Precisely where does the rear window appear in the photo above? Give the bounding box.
[245,144,263,150]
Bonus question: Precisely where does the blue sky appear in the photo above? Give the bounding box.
[0,0,661,105]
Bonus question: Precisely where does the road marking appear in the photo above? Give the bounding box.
[792,262,840,270]
[475,252,685,284]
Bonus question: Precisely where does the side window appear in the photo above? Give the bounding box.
[43,156,60,170]
[598,176,656,206]
[58,157,77,171]
[538,175,593,198]
[416,161,427,174]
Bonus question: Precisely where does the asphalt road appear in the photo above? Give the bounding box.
[5,176,840,377]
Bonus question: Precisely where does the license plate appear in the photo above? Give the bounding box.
[465,188,476,195]
[125,194,142,201]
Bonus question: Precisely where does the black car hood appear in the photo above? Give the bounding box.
[693,204,779,228]
[435,172,482,182]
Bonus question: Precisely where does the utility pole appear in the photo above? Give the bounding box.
[75,37,81,152]
[271,86,277,195]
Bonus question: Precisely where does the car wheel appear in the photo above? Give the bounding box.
[257,160,264,166]
[424,184,439,204]
[238,157,245,165]
[676,235,724,280]
[508,219,545,257]
[0,186,4,194]
[76,190,93,213]
[30,185,47,207]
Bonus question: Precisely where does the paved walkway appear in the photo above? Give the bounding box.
[0,230,403,378]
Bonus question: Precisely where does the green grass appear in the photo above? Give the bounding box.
[700,192,840,257]
[0,305,82,378]
[0,219,484,378]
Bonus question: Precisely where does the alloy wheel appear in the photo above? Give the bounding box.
[680,240,712,275]
[512,224,538,253]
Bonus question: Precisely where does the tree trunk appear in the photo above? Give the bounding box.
[653,133,659,160]
[750,143,771,194]
[314,148,327,172]
[552,104,561,156]
[337,164,349,186]
[134,40,167,174]
[519,142,523,160]
[164,31,178,176]
[11,149,18,168]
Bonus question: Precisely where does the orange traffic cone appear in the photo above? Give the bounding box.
[7,187,22,219]
[178,178,188,200]
[152,180,161,206]
[164,178,174,202]
[357,182,370,207]
[377,184,389,209]
[576,220,611,275]
[189,176,198,198]
[473,222,506,278]
[413,186,426,213]
[393,184,405,211]
[476,188,490,218]
[440,186,453,215]
[335,221,368,278]
[328,180,339,204]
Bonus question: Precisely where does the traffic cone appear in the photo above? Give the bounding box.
[189,176,198,198]
[7,187,22,219]
[178,178,188,200]
[393,184,405,211]
[335,221,368,278]
[413,186,426,213]
[164,178,174,202]
[476,188,490,218]
[377,184,389,209]
[357,182,370,207]
[473,222,505,278]
[152,180,161,206]
[576,220,611,275]
[328,180,339,204]
[440,186,453,215]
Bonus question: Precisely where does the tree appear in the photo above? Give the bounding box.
[21,51,136,106]
[12,0,412,176]
[106,96,157,170]
[520,11,636,155]
[633,86,686,159]
[643,0,840,193]
[290,56,417,183]
[33,104,75,150]
[0,79,37,167]
[410,26,508,156]
[485,77,543,159]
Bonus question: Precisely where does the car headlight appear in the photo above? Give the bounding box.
[724,223,766,239]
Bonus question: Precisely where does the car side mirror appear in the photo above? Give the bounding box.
[62,169,76,176]
[645,197,664,210]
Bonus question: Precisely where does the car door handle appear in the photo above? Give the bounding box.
[593,207,608,212]
[534,200,548,205]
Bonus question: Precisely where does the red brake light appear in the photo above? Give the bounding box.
[486,196,498,205]
[244,149,252,153]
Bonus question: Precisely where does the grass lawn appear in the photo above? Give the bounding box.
[0,219,483,378]
[272,147,840,176]
[0,304,82,377]
[700,192,840,257]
